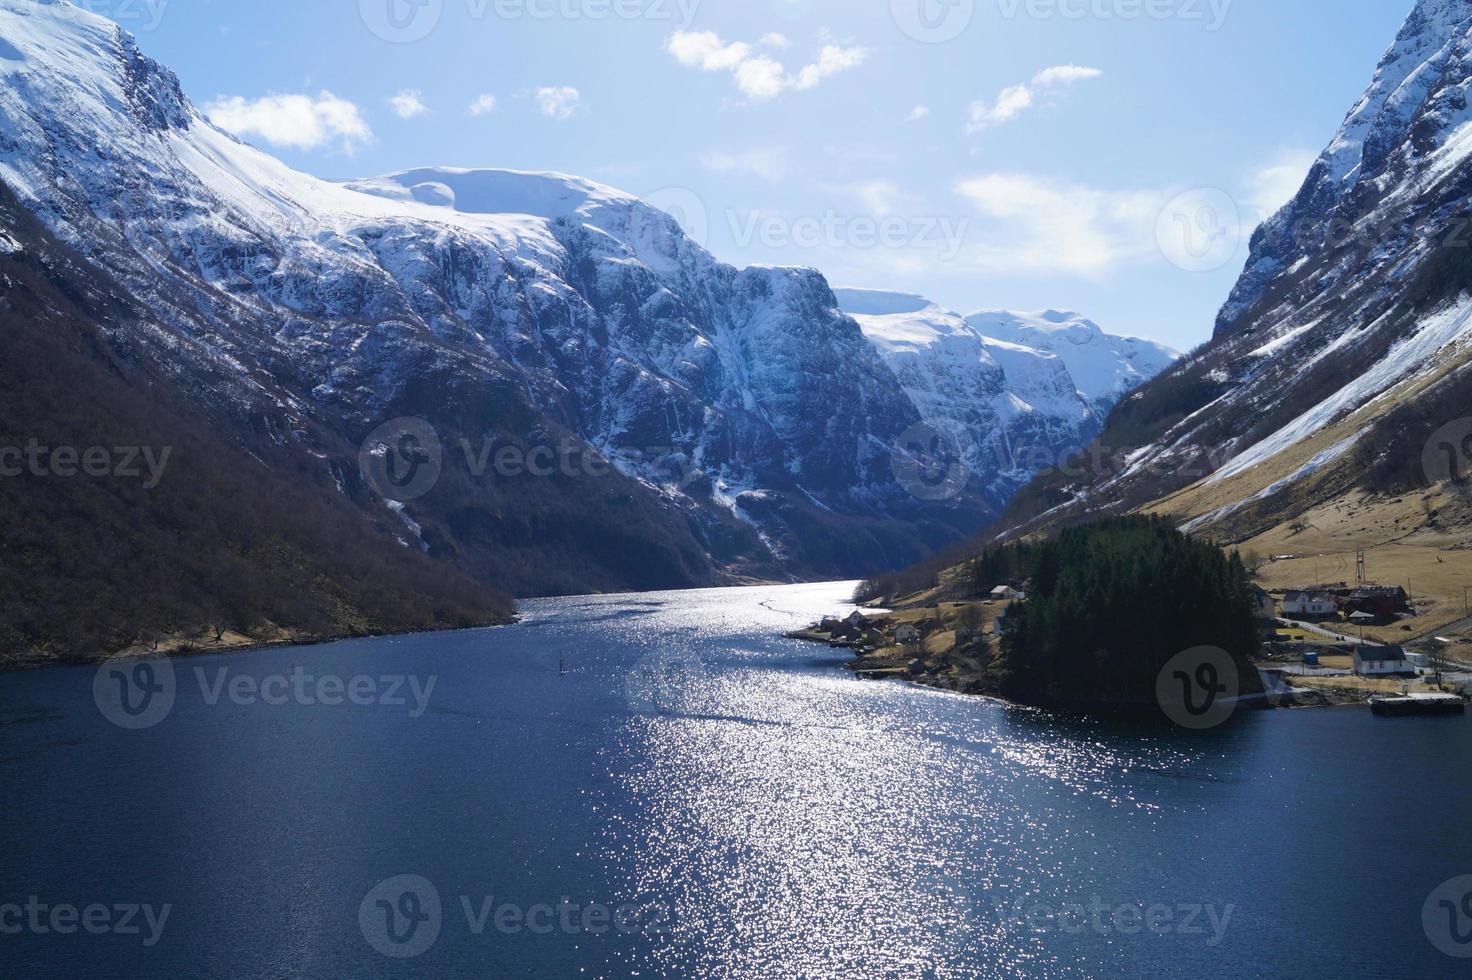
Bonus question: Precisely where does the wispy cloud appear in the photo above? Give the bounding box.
[1245,148,1317,221]
[667,30,751,70]
[205,91,371,152]
[387,89,430,120]
[832,179,920,218]
[953,154,1319,280]
[535,86,583,120]
[665,30,869,102]
[700,146,792,182]
[966,65,1102,133]
[1031,65,1104,87]
[468,93,498,117]
[954,173,1160,277]
[907,105,931,122]
[792,44,868,91]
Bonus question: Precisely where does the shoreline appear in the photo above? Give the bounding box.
[786,622,1366,715]
[0,616,520,675]
[1,578,826,675]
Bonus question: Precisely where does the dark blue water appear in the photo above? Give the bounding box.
[1,583,1469,978]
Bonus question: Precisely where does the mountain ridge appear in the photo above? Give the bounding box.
[833,287,1178,506]
[0,0,1179,660]
[886,0,1472,644]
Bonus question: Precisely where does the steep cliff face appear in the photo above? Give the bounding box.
[964,310,1178,421]
[991,0,1472,546]
[0,0,993,596]
[1219,0,1472,338]
[835,289,1177,508]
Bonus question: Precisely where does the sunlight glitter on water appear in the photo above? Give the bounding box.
[5,582,1467,978]
[524,583,1210,977]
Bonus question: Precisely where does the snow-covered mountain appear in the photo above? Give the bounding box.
[835,289,1177,504]
[0,0,1026,594]
[963,310,1179,420]
[992,0,1472,545]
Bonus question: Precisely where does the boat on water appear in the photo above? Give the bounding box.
[1368,693,1467,717]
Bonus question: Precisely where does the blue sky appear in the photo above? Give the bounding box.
[102,0,1413,350]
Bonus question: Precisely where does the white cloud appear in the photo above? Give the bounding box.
[907,105,931,122]
[954,173,1162,277]
[665,30,868,102]
[733,56,787,100]
[966,65,1102,133]
[666,30,751,71]
[468,93,498,117]
[838,179,919,218]
[967,84,1033,131]
[536,86,582,120]
[204,91,371,152]
[700,146,791,182]
[760,32,791,49]
[1245,149,1317,221]
[793,44,869,91]
[387,89,430,120]
[1032,65,1104,87]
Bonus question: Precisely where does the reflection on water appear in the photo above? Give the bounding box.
[0,582,1468,978]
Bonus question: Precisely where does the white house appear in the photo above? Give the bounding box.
[1283,591,1338,617]
[990,586,1025,602]
[1354,646,1411,677]
[895,625,922,646]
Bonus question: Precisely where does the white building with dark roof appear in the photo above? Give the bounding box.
[1354,646,1411,677]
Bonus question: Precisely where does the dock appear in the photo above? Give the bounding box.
[1368,693,1467,717]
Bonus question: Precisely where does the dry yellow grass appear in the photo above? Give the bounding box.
[1242,489,1472,641]
[1126,336,1472,643]
[1289,673,1449,696]
[1146,335,1471,536]
[924,631,957,656]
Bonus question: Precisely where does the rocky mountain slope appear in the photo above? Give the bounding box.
[0,0,992,612]
[945,0,1472,636]
[0,179,513,664]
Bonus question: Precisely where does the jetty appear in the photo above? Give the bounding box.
[1368,693,1467,717]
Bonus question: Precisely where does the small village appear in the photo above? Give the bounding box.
[1251,582,1472,711]
[787,579,1030,697]
[790,574,1472,715]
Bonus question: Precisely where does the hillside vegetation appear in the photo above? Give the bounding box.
[0,188,514,666]
[996,516,1262,705]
